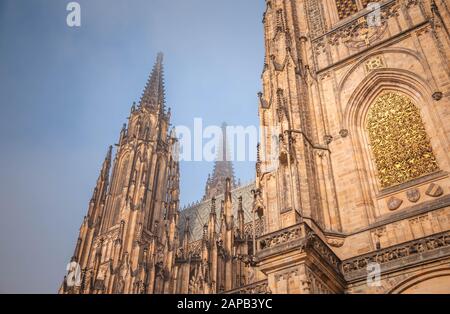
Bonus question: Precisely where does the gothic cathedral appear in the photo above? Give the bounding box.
[61,0,450,294]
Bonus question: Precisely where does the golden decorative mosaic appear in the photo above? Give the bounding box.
[366,92,439,188]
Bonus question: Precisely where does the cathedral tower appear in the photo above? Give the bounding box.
[61,53,181,294]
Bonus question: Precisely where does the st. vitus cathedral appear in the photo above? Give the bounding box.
[62,0,450,294]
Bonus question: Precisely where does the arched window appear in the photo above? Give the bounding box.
[366,92,439,188]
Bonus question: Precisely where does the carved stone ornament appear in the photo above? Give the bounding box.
[365,56,385,72]
[341,16,387,49]
[387,196,403,211]
[432,91,443,101]
[326,236,345,248]
[342,231,450,277]
[324,135,333,144]
[425,183,444,197]
[339,129,349,138]
[406,188,420,203]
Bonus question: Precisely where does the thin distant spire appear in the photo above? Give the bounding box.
[203,122,237,200]
[140,52,166,111]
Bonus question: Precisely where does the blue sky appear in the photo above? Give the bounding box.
[0,0,265,293]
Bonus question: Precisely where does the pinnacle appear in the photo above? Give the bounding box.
[139,52,166,111]
[202,122,237,200]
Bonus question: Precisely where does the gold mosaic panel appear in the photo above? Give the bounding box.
[335,0,358,19]
[366,92,439,188]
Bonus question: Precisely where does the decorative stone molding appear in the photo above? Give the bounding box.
[305,265,334,294]
[224,280,271,294]
[377,171,447,198]
[305,0,326,39]
[342,231,450,281]
[188,239,202,258]
[257,223,342,274]
[258,223,305,251]
[243,218,265,238]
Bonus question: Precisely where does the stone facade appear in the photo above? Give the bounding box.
[253,0,450,294]
[62,0,450,294]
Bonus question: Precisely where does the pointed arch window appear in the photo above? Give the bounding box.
[366,92,439,188]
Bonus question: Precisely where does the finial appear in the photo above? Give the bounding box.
[140,52,165,109]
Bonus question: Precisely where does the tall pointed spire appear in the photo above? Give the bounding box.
[140,52,166,111]
[203,122,237,200]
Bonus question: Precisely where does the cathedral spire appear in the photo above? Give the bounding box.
[203,122,237,200]
[140,52,166,111]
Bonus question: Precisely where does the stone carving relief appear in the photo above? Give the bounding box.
[326,236,345,247]
[305,265,334,294]
[342,231,450,277]
[406,188,421,203]
[312,0,399,55]
[365,55,385,72]
[425,183,444,197]
[387,196,403,211]
[305,0,326,39]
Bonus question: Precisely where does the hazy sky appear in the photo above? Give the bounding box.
[0,0,265,293]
